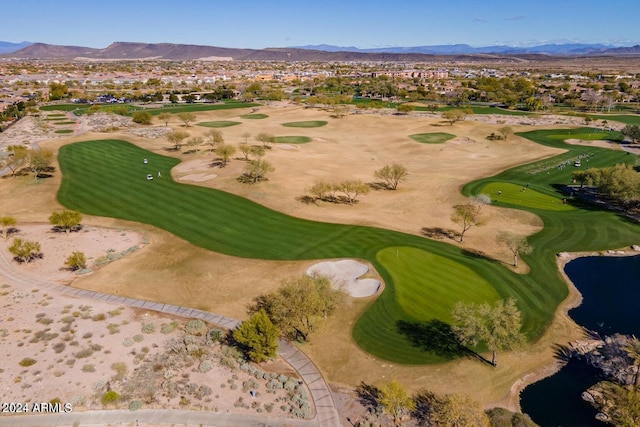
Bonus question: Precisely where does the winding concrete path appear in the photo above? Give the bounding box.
[0,248,342,427]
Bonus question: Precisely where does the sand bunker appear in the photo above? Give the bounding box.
[173,159,212,173]
[306,259,381,297]
[178,173,218,182]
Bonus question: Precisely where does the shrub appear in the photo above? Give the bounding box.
[132,111,153,125]
[206,328,224,344]
[65,252,87,271]
[91,313,106,321]
[82,364,95,372]
[101,390,119,406]
[141,323,156,334]
[75,348,93,358]
[185,319,207,336]
[133,334,144,342]
[122,338,134,347]
[111,362,127,381]
[19,358,37,367]
[161,322,178,334]
[129,400,142,411]
[53,342,66,354]
[198,360,214,373]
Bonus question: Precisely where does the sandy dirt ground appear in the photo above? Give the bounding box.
[0,101,628,416]
[0,225,311,420]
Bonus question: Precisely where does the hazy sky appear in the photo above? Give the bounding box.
[3,0,638,48]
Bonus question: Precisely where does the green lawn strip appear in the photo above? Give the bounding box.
[44,117,66,121]
[479,182,575,211]
[586,114,640,125]
[274,136,312,144]
[410,132,455,144]
[196,121,242,128]
[55,129,73,134]
[42,101,259,117]
[53,121,76,125]
[281,121,328,128]
[432,106,532,116]
[240,114,268,119]
[40,104,85,112]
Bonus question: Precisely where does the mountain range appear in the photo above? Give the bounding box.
[2,41,640,61]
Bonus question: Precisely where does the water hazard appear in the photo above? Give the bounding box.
[520,255,640,427]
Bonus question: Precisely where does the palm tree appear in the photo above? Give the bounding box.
[624,336,640,389]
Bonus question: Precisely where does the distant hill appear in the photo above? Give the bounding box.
[293,43,619,55]
[4,41,639,61]
[0,41,32,54]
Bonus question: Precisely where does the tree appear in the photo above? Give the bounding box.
[495,231,533,267]
[186,136,203,153]
[249,145,265,160]
[157,112,172,127]
[167,130,190,150]
[8,238,41,264]
[498,126,513,141]
[205,129,224,154]
[428,393,490,427]
[451,297,526,366]
[0,216,16,240]
[65,251,87,271]
[241,132,251,144]
[249,274,346,342]
[625,336,640,389]
[622,124,640,144]
[1,145,28,178]
[131,111,152,125]
[49,210,82,233]
[378,381,415,426]
[243,159,274,183]
[232,309,278,363]
[374,163,408,190]
[256,132,275,149]
[442,108,471,125]
[26,149,53,182]
[215,143,236,167]
[451,203,483,242]
[177,112,196,127]
[339,179,370,205]
[48,82,68,100]
[309,180,332,201]
[396,104,415,115]
[238,143,251,161]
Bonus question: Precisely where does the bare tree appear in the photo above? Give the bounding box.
[26,148,53,182]
[497,126,513,141]
[215,144,236,167]
[451,203,483,242]
[205,129,224,154]
[241,132,251,144]
[167,130,190,150]
[157,112,172,127]
[256,132,275,149]
[339,179,370,205]
[1,145,28,178]
[186,136,204,153]
[495,231,532,267]
[374,164,408,190]
[243,159,274,183]
[0,216,16,240]
[177,112,197,127]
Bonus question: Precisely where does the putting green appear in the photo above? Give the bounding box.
[377,247,500,321]
[479,182,575,211]
[196,121,241,128]
[274,136,312,144]
[410,132,456,144]
[281,121,328,128]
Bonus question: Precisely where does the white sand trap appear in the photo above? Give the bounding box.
[274,144,299,150]
[174,159,212,173]
[179,173,218,182]
[306,259,381,297]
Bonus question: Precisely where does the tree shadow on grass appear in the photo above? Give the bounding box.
[397,319,493,366]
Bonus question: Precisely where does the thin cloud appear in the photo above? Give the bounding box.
[472,17,488,23]
[504,15,526,21]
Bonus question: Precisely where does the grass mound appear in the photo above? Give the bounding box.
[55,129,74,134]
[54,121,76,125]
[241,114,268,119]
[281,121,328,128]
[410,132,455,144]
[196,121,241,128]
[274,136,312,144]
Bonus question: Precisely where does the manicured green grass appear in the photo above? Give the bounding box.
[479,182,575,211]
[410,132,456,144]
[274,136,312,144]
[587,114,640,125]
[41,101,259,117]
[196,121,242,128]
[281,121,328,128]
[56,130,640,365]
[54,121,76,125]
[54,129,74,134]
[47,113,66,117]
[44,117,66,121]
[241,114,268,119]
[40,104,84,112]
[378,247,500,322]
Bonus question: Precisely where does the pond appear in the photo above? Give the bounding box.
[520,255,640,427]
